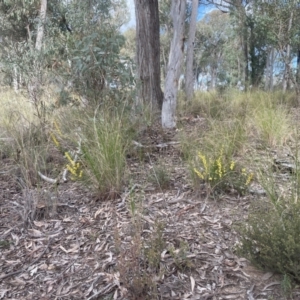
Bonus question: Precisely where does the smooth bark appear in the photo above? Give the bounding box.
[185,0,198,101]
[162,0,186,128]
[282,8,293,92]
[28,0,47,120]
[35,0,47,51]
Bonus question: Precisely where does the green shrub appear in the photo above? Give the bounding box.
[238,199,300,282]
[238,161,300,283]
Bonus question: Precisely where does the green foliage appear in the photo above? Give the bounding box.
[61,0,133,103]
[238,199,300,283]
[144,221,166,271]
[0,0,133,112]
[195,10,242,88]
[183,90,248,120]
[238,158,300,283]
[281,274,293,298]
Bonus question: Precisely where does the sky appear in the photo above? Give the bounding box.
[124,0,135,29]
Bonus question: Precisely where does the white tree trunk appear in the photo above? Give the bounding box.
[185,0,198,101]
[162,0,186,129]
[35,0,47,51]
[282,8,293,92]
[28,0,47,121]
[13,65,19,93]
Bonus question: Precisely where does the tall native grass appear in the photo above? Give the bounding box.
[66,104,131,199]
[0,88,53,187]
[56,101,134,199]
[250,104,292,147]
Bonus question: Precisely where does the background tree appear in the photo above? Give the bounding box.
[194,10,241,90]
[0,0,132,107]
[185,0,199,101]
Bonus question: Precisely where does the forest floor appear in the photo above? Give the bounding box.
[0,116,299,300]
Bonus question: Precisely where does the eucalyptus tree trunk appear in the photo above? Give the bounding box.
[134,0,163,111]
[13,64,20,93]
[28,0,47,121]
[185,0,198,101]
[282,9,293,92]
[35,0,47,51]
[162,0,186,129]
[297,50,300,85]
[265,47,275,91]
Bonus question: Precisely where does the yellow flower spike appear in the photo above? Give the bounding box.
[246,173,254,185]
[66,164,76,176]
[198,152,208,174]
[230,161,235,171]
[65,152,75,167]
[194,168,204,180]
[54,121,62,136]
[216,157,222,178]
[219,146,224,157]
[50,133,60,147]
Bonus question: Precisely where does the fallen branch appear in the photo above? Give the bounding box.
[132,140,179,149]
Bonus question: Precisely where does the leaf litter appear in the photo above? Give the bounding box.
[0,122,297,299]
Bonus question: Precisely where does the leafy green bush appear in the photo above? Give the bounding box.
[238,199,300,282]
[238,162,300,283]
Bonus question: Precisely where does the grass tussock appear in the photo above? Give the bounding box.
[52,102,133,199]
[250,105,292,147]
[80,109,129,199]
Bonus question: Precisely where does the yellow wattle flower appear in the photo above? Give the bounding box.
[50,133,60,147]
[54,121,62,136]
[216,157,222,178]
[194,168,204,180]
[246,173,253,185]
[65,152,75,167]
